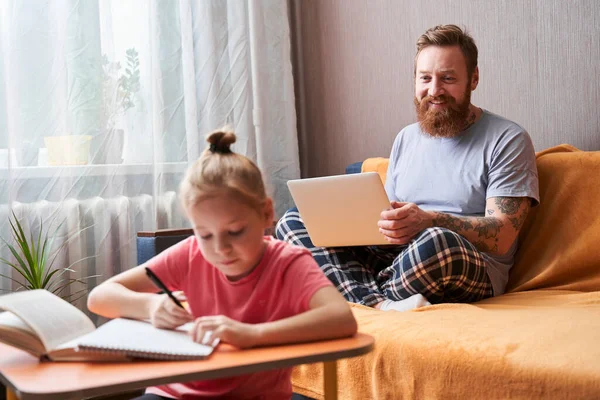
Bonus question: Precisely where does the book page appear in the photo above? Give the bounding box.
[0,311,46,356]
[0,290,95,352]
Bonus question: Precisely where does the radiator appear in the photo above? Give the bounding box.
[0,192,187,311]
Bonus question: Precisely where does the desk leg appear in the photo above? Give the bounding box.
[7,388,18,400]
[323,360,338,400]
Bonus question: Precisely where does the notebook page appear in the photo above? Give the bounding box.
[70,318,215,360]
[0,290,95,352]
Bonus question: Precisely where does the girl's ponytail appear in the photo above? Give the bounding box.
[180,127,268,213]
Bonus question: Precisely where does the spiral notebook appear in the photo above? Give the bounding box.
[0,290,217,362]
[62,318,217,361]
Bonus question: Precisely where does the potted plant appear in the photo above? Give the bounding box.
[42,49,141,167]
[0,212,98,303]
[92,48,141,164]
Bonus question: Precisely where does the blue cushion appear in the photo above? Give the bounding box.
[345,161,363,175]
[137,232,193,265]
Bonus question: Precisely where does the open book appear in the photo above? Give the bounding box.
[0,289,217,361]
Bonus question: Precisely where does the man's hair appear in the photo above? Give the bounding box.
[179,128,267,212]
[414,25,478,78]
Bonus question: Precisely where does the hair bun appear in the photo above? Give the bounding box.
[206,128,236,154]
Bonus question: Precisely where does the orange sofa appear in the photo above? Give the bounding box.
[292,145,600,399]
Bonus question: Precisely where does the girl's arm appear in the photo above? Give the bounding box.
[253,286,358,346]
[87,265,193,328]
[189,286,357,348]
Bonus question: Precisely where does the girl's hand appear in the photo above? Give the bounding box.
[149,291,194,329]
[189,315,259,349]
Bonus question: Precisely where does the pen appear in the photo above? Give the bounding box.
[145,267,185,309]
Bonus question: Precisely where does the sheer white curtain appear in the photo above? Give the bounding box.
[0,0,299,309]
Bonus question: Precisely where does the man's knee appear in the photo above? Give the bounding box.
[277,207,299,223]
[285,206,299,214]
[416,227,469,249]
[275,207,304,241]
[395,227,472,272]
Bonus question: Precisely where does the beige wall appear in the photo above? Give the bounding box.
[290,0,600,178]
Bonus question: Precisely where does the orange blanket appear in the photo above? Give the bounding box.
[292,145,600,399]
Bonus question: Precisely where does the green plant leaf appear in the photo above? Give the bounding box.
[34,220,44,276]
[28,229,42,287]
[44,267,77,293]
[39,235,51,275]
[8,215,37,282]
[44,255,99,293]
[61,287,91,302]
[42,220,69,275]
[41,268,63,289]
[0,272,30,287]
[50,275,100,296]
[1,245,35,287]
[1,212,95,297]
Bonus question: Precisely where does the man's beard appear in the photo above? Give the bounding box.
[414,88,472,138]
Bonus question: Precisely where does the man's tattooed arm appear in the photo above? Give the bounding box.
[430,197,531,255]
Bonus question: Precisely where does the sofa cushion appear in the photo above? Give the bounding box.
[360,156,388,183]
[508,145,600,292]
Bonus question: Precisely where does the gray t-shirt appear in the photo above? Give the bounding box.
[385,110,539,295]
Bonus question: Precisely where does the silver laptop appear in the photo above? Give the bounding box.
[287,172,391,247]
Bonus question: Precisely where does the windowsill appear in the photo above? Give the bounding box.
[0,162,188,179]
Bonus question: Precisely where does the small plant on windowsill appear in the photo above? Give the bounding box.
[102,48,141,131]
[0,212,99,304]
[93,48,141,164]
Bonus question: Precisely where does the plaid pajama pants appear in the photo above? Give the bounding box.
[276,207,494,306]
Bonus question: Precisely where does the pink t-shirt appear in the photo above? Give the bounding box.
[144,236,332,400]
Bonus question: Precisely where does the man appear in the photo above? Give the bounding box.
[276,25,539,312]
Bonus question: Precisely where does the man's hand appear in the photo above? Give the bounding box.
[189,315,259,349]
[378,201,433,245]
[377,197,530,255]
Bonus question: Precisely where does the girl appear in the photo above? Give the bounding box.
[87,128,358,400]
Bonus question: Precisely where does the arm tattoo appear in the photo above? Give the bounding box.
[508,213,527,232]
[495,197,529,230]
[473,218,503,239]
[431,197,528,255]
[494,197,520,215]
[432,214,503,237]
[508,208,529,230]
[431,213,474,232]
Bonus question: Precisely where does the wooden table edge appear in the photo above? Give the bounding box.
[3,333,374,400]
